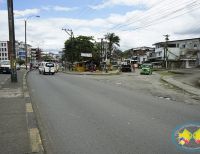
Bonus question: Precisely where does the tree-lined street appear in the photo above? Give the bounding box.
[27,71,200,154]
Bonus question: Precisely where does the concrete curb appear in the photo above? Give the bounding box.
[168,70,193,75]
[161,75,200,97]
[63,70,121,76]
[23,71,44,154]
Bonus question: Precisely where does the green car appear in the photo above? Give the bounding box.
[140,63,153,75]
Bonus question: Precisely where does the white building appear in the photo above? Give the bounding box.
[124,46,155,64]
[0,41,10,61]
[15,41,32,61]
[154,38,200,68]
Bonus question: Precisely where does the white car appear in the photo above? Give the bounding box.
[0,60,11,73]
[39,62,55,75]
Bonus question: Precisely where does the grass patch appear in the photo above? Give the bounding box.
[156,71,174,76]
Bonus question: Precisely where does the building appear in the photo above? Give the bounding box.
[124,46,155,64]
[153,38,200,68]
[0,41,10,61]
[15,41,32,61]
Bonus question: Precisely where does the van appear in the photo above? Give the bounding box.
[39,62,55,75]
[0,60,11,74]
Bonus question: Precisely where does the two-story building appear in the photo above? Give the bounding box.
[153,38,200,68]
[124,46,155,64]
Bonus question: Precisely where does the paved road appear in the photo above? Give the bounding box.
[28,71,200,154]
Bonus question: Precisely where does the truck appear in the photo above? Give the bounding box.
[0,60,11,74]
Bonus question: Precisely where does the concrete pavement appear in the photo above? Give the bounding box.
[161,69,200,98]
[0,70,43,154]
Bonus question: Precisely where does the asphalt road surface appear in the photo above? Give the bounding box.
[27,71,200,154]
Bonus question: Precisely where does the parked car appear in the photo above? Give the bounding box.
[0,60,11,74]
[140,63,153,75]
[16,64,20,70]
[121,64,132,72]
[39,62,55,75]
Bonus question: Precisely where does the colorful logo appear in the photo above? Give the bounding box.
[172,123,200,152]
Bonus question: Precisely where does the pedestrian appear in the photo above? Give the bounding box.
[30,63,33,71]
[132,63,135,72]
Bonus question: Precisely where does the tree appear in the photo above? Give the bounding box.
[63,35,99,64]
[104,33,120,59]
[17,58,25,65]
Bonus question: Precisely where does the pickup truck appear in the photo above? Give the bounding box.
[0,60,11,73]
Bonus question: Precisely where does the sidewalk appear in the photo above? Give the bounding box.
[0,70,30,154]
[161,70,200,97]
[0,70,43,154]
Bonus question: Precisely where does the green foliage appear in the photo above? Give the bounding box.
[41,55,52,61]
[63,35,100,64]
[17,58,25,65]
[104,33,120,55]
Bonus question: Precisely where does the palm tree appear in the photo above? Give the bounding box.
[104,33,120,58]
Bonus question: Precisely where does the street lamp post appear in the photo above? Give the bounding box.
[25,15,40,70]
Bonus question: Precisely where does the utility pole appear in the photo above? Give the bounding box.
[7,0,17,82]
[62,28,74,71]
[24,15,40,70]
[163,34,169,69]
[98,38,105,63]
[25,20,27,69]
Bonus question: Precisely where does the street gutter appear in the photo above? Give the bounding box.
[23,70,44,154]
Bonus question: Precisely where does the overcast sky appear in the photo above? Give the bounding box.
[0,0,200,52]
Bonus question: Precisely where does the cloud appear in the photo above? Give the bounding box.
[41,5,78,12]
[0,0,200,52]
[90,0,160,10]
[53,6,78,12]
[14,9,40,17]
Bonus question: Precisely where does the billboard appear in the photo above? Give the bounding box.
[81,53,92,57]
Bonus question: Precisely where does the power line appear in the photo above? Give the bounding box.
[113,0,198,31]
[120,1,200,32]
[109,0,170,31]
[105,0,199,33]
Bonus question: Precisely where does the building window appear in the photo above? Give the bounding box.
[4,58,7,60]
[4,48,7,51]
[182,44,186,48]
[168,44,176,48]
[2,53,4,56]
[194,44,197,47]
[177,44,179,48]
[5,53,7,57]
